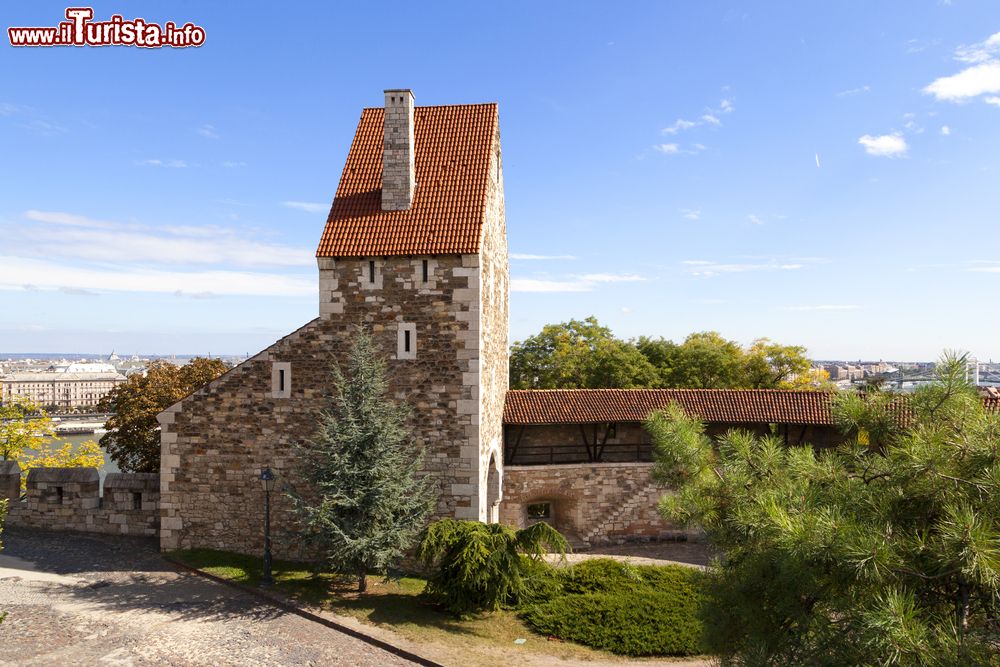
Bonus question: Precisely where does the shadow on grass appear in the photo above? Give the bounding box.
[170,548,500,639]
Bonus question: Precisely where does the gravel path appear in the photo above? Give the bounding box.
[544,541,714,570]
[0,528,416,667]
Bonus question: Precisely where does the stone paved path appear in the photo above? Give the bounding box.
[0,528,416,667]
[545,541,714,570]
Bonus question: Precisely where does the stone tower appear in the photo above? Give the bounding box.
[314,89,509,521]
[158,90,508,554]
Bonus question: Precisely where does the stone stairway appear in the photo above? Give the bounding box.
[580,480,661,547]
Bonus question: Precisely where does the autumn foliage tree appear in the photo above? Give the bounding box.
[99,358,227,472]
[0,397,55,461]
[0,397,103,486]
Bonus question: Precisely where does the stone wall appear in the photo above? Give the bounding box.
[160,251,507,555]
[478,124,509,521]
[1,464,159,537]
[499,463,690,547]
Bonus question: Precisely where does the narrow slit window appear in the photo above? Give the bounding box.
[132,492,142,510]
[368,260,376,283]
[422,259,429,283]
[55,486,64,505]
[397,323,417,360]
[272,362,292,398]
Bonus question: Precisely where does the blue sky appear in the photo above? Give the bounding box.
[1,1,999,360]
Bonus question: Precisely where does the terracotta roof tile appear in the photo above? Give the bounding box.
[316,103,498,257]
[504,389,843,426]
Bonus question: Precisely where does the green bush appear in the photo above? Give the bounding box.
[521,559,706,656]
[558,558,644,594]
[522,589,704,656]
[519,556,564,604]
[418,519,568,614]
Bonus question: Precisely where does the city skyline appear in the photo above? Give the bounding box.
[2,2,1000,359]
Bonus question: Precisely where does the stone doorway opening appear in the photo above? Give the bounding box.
[486,452,501,523]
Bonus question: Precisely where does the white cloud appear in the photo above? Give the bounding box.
[679,208,701,221]
[282,201,328,213]
[576,273,646,283]
[748,214,763,225]
[21,119,66,135]
[940,125,951,136]
[15,210,313,268]
[925,62,1000,101]
[654,142,706,156]
[137,159,189,168]
[662,119,696,135]
[954,31,1000,64]
[682,259,805,278]
[779,305,861,311]
[510,253,577,260]
[0,102,17,116]
[510,279,593,293]
[835,85,871,98]
[815,153,821,168]
[967,263,1000,273]
[0,256,314,297]
[659,99,733,142]
[24,210,119,229]
[924,32,1000,104]
[222,161,247,168]
[197,124,219,139]
[986,96,1000,107]
[858,133,908,157]
[511,272,647,293]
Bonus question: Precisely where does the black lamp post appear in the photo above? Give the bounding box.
[259,467,276,587]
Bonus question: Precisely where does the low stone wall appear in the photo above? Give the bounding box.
[0,463,159,537]
[499,462,692,547]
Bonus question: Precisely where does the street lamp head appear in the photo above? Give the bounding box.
[259,467,276,492]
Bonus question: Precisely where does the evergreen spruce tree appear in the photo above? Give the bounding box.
[290,329,436,592]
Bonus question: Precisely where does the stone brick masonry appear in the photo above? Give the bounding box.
[1,462,159,537]
[500,463,692,547]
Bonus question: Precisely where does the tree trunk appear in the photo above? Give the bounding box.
[957,580,970,646]
[358,572,367,593]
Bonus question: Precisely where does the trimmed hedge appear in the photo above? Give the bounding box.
[520,558,706,657]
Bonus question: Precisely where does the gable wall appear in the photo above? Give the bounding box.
[159,249,489,555]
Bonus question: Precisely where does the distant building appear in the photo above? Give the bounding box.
[60,362,119,374]
[1,371,125,410]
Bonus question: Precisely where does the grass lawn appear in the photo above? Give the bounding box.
[168,548,669,665]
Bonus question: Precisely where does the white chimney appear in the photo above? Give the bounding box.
[382,89,415,211]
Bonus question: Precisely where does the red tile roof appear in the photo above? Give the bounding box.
[316,103,498,257]
[504,389,844,426]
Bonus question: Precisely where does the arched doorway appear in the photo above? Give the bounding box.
[486,451,502,523]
